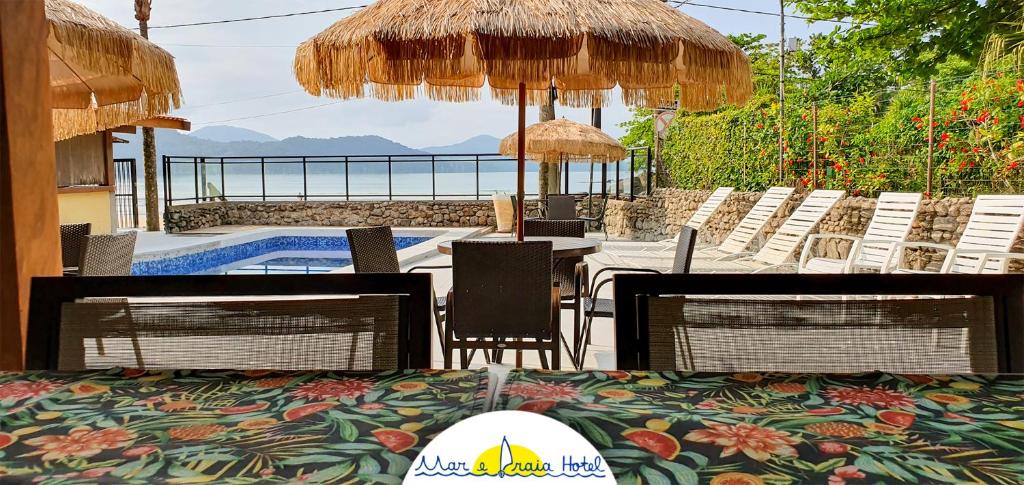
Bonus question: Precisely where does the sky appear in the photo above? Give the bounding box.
[78,0,836,148]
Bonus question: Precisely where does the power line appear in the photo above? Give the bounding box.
[192,101,344,125]
[669,1,869,26]
[146,5,366,30]
[182,91,305,110]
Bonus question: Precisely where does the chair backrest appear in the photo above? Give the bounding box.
[685,187,733,230]
[670,227,698,274]
[613,273,1024,373]
[546,195,578,220]
[523,219,586,238]
[753,190,844,265]
[717,187,794,255]
[346,226,400,273]
[854,192,923,270]
[951,195,1024,273]
[450,241,553,340]
[79,232,137,276]
[59,223,91,268]
[27,273,433,371]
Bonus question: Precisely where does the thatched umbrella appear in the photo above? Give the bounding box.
[294,0,752,240]
[499,118,626,164]
[46,0,181,141]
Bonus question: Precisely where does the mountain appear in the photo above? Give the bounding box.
[190,125,277,143]
[111,129,532,176]
[420,134,500,154]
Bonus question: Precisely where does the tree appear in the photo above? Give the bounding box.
[792,0,1021,79]
[135,0,160,231]
[538,85,558,197]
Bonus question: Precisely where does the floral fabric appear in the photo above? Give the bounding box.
[0,368,487,483]
[496,370,1024,485]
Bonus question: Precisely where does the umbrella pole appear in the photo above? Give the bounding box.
[516,82,526,242]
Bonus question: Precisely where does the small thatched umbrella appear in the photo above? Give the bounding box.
[499,118,626,164]
[295,0,751,240]
[46,0,182,141]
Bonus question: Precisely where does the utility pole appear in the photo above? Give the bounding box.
[778,0,786,183]
[135,0,159,231]
[926,79,936,197]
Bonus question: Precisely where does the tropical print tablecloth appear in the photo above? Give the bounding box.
[0,368,487,483]
[496,370,1024,485]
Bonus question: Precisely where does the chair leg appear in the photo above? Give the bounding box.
[579,313,598,369]
[537,341,549,370]
[443,343,453,369]
[551,340,560,370]
[459,349,470,369]
[95,337,106,356]
[433,308,446,356]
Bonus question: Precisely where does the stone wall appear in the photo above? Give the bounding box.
[164,200,540,233]
[604,189,1019,270]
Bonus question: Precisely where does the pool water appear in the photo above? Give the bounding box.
[132,235,430,275]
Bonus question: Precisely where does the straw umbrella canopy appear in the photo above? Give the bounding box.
[499,118,626,164]
[46,0,182,141]
[294,0,752,240]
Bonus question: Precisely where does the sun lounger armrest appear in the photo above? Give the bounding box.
[952,250,1024,273]
[406,265,453,273]
[798,233,863,273]
[881,241,955,273]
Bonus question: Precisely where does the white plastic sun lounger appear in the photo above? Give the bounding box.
[798,192,922,273]
[883,194,1024,274]
[601,186,734,253]
[694,189,845,273]
[690,186,795,260]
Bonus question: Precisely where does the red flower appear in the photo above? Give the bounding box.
[940,132,950,142]
[684,422,799,462]
[943,411,975,423]
[817,442,849,455]
[292,379,373,400]
[911,116,922,123]
[976,111,990,123]
[825,386,914,408]
[829,465,866,485]
[960,100,970,111]
[504,383,579,400]
[0,380,62,401]
[1019,115,1024,129]
[1017,79,1023,92]
[755,123,764,129]
[23,427,135,461]
[1007,162,1019,170]
[1017,100,1024,108]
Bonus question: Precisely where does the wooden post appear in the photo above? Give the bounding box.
[516,82,526,242]
[811,102,818,189]
[777,0,786,182]
[0,0,62,370]
[926,79,936,197]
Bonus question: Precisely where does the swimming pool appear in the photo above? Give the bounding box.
[132,235,431,275]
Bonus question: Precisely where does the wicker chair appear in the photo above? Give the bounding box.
[545,195,578,220]
[573,227,697,369]
[444,241,561,369]
[59,223,91,273]
[26,273,434,371]
[612,273,1024,373]
[346,226,450,353]
[578,196,608,240]
[78,232,137,276]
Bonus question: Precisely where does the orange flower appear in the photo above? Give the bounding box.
[684,422,798,461]
[159,400,198,412]
[732,373,763,384]
[804,422,867,438]
[293,379,374,400]
[168,424,227,441]
[767,382,806,394]
[0,380,62,401]
[732,406,769,415]
[504,383,578,400]
[710,473,765,485]
[23,427,134,461]
[69,383,109,396]
[252,377,292,389]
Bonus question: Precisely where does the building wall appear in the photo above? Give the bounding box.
[58,190,115,234]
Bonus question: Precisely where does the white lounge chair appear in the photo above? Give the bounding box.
[692,186,795,260]
[686,186,735,231]
[798,192,923,273]
[694,189,845,272]
[883,195,1024,274]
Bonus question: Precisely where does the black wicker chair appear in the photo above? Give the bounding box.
[27,273,433,371]
[59,223,91,274]
[612,274,1024,373]
[545,195,578,220]
[578,196,609,240]
[444,241,561,369]
[574,226,697,369]
[346,226,450,354]
[78,232,137,276]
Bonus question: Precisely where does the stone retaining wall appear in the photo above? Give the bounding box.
[164,200,539,233]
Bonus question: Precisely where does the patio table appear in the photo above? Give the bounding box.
[437,236,602,258]
[496,369,1024,484]
[0,368,487,483]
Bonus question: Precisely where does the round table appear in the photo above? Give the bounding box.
[436,236,602,258]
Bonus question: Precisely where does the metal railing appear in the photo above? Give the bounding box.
[163,149,653,206]
[113,158,139,228]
